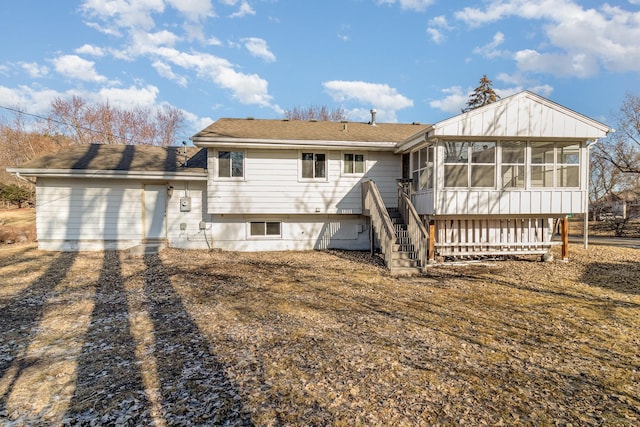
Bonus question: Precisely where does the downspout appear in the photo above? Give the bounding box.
[585,139,598,249]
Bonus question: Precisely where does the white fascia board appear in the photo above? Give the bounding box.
[395,126,434,153]
[6,168,208,181]
[191,137,398,151]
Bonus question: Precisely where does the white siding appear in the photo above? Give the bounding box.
[207,214,370,251]
[434,93,609,139]
[207,149,401,214]
[36,178,143,251]
[166,181,211,249]
[431,189,585,216]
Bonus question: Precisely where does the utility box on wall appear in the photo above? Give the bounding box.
[180,196,191,212]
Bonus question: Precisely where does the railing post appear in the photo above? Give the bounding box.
[428,221,436,263]
[561,215,569,261]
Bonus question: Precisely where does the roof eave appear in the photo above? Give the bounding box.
[191,137,398,151]
[7,168,208,181]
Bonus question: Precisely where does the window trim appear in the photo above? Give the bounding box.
[341,152,367,176]
[443,140,496,188]
[500,140,527,190]
[298,150,328,182]
[411,145,434,192]
[215,149,246,181]
[248,221,282,239]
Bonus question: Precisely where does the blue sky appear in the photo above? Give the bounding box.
[1,0,639,142]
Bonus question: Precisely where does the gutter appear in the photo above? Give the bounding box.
[6,168,208,181]
[191,137,399,151]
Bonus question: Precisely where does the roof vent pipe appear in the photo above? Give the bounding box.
[370,109,377,126]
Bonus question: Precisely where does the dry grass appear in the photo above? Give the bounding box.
[1,243,639,425]
[0,208,36,244]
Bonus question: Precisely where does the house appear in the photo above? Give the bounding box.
[8,91,611,273]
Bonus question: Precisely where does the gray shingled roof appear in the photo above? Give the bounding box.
[192,118,430,143]
[13,144,207,172]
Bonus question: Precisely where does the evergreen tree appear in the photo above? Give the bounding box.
[463,75,500,113]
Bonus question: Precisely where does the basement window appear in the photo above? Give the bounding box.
[249,221,281,237]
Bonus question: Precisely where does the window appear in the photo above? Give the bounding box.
[301,152,326,179]
[501,141,526,188]
[411,146,434,191]
[250,221,281,237]
[444,141,495,188]
[218,151,244,178]
[343,153,365,174]
[531,142,580,187]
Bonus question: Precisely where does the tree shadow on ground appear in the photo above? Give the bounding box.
[581,260,640,296]
[143,253,253,425]
[0,252,76,411]
[65,251,153,425]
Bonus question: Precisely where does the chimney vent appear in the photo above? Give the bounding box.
[370,109,377,126]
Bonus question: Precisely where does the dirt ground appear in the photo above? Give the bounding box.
[1,243,639,426]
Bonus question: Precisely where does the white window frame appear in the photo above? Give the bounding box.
[215,149,246,181]
[341,152,367,176]
[530,141,580,188]
[248,221,282,239]
[500,141,527,189]
[299,151,328,182]
[443,141,496,188]
[411,145,434,192]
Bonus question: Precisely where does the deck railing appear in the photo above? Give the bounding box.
[397,181,429,267]
[362,180,396,268]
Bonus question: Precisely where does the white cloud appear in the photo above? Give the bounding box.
[52,55,107,83]
[375,0,435,12]
[426,15,451,44]
[229,1,255,18]
[81,0,165,30]
[152,61,188,86]
[429,86,468,114]
[20,62,49,79]
[514,49,599,78]
[454,0,640,76]
[166,0,213,21]
[473,32,508,59]
[323,80,413,122]
[426,28,444,44]
[241,37,276,62]
[75,44,105,57]
[97,84,160,109]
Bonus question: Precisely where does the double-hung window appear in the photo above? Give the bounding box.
[411,146,434,191]
[218,150,244,178]
[343,153,365,175]
[301,152,326,179]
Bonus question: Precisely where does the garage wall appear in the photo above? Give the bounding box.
[36,178,143,251]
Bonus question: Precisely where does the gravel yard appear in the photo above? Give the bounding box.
[1,243,639,425]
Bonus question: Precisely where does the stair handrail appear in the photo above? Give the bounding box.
[362,180,396,268]
[397,181,429,267]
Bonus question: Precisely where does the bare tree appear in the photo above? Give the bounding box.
[283,105,347,121]
[463,75,500,113]
[49,96,185,146]
[597,92,640,174]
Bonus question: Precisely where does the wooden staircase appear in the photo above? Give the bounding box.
[387,207,422,275]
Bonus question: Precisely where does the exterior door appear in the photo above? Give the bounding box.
[143,185,167,240]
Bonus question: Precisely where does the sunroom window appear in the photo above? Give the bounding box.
[444,141,495,188]
[501,141,526,188]
[531,142,580,187]
[411,146,433,191]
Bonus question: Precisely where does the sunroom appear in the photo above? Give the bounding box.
[396,91,611,260]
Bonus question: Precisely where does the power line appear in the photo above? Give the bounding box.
[0,104,138,144]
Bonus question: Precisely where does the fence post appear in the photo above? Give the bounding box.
[428,221,436,263]
[561,216,569,261]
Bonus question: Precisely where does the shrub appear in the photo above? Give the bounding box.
[0,184,34,207]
